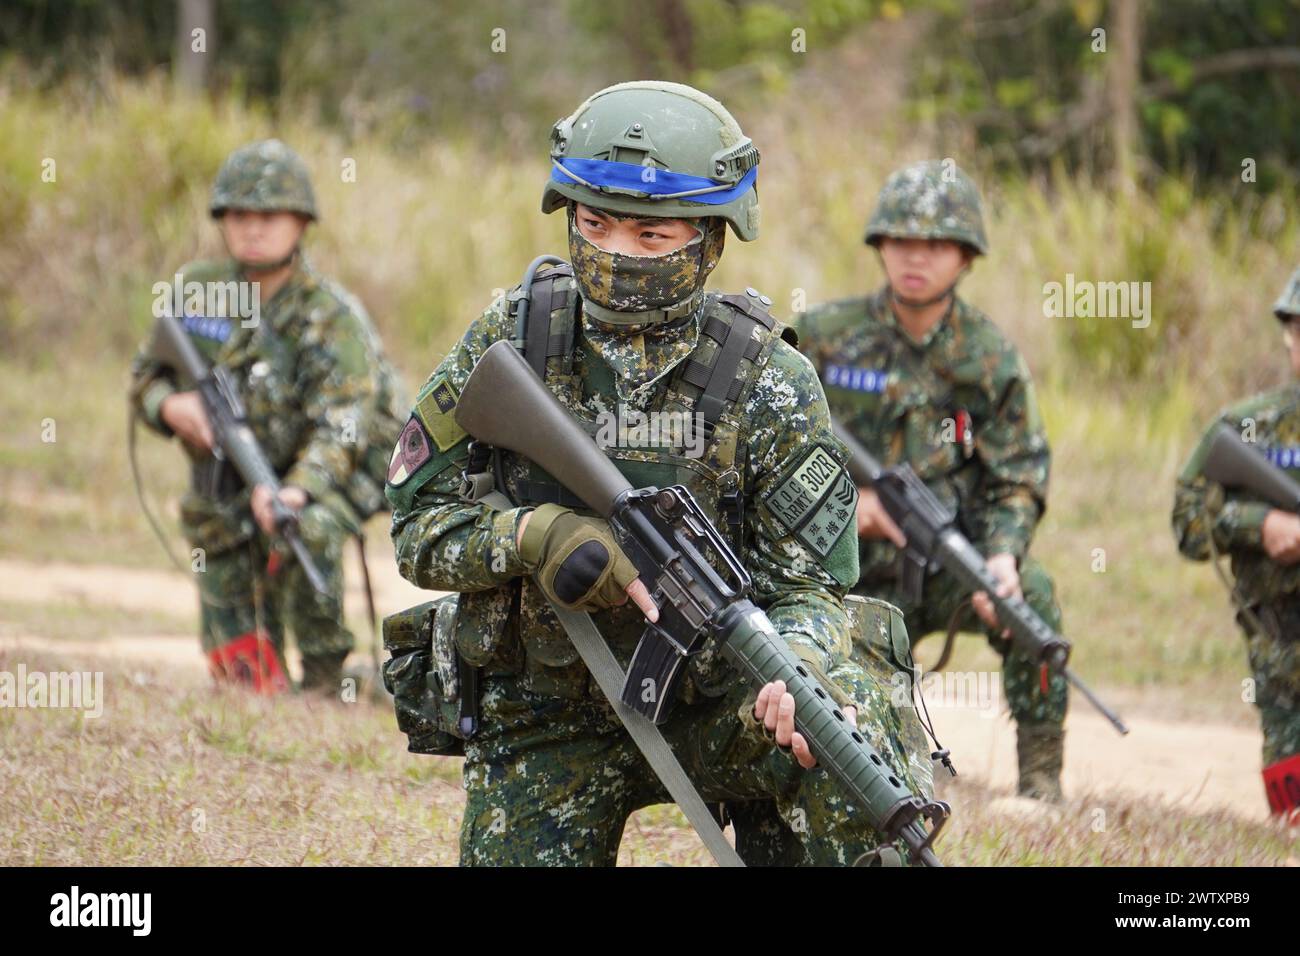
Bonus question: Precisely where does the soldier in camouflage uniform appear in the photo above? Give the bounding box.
[795,160,1069,802]
[1172,266,1300,819]
[387,82,932,865]
[130,139,404,693]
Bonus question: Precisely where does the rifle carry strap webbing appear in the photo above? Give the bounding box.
[475,487,744,868]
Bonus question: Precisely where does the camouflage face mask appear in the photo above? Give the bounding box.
[568,204,724,327]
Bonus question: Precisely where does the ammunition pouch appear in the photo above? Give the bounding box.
[381,595,480,757]
[836,594,933,799]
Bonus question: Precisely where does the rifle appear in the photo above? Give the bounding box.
[455,340,949,867]
[145,312,329,595]
[831,417,1129,736]
[1202,423,1300,512]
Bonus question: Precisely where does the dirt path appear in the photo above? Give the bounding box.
[0,557,1274,824]
[0,543,429,624]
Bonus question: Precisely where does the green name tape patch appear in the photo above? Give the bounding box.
[765,444,858,557]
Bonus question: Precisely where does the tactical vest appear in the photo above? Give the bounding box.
[507,263,796,547]
[490,263,798,701]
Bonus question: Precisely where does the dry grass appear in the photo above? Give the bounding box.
[1,645,1291,867]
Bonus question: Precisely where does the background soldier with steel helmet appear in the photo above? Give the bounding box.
[1172,266,1300,822]
[796,160,1070,802]
[386,81,934,865]
[130,139,405,694]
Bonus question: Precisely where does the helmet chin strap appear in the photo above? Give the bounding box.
[875,248,969,311]
[217,221,301,275]
[234,246,299,275]
[889,282,957,309]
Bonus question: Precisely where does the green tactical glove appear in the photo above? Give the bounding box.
[519,503,640,611]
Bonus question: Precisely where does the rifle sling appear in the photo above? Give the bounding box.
[476,488,744,868]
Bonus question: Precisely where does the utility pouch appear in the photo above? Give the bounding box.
[381,594,478,757]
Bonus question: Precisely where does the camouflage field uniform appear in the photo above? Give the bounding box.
[1172,263,1300,784]
[130,140,403,687]
[795,161,1068,800]
[1173,388,1300,768]
[387,82,932,866]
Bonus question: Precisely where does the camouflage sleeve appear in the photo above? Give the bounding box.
[976,350,1050,559]
[283,300,385,502]
[386,299,534,593]
[130,258,226,437]
[1172,418,1270,560]
[128,340,177,437]
[743,342,860,674]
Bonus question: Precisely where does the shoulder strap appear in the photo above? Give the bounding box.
[519,263,578,381]
[679,291,777,441]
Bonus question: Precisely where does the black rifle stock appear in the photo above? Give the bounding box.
[831,417,1129,736]
[1202,423,1300,513]
[455,340,949,866]
[148,312,329,595]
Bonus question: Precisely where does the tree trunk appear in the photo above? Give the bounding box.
[174,0,215,94]
[1108,0,1141,193]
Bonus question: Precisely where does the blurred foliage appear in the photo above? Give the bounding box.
[3,1,1297,191]
[915,0,1300,190]
[0,0,326,99]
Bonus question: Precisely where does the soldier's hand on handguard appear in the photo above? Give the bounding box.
[160,391,214,452]
[517,505,659,620]
[855,486,907,547]
[972,552,1020,637]
[754,679,857,769]
[251,485,308,536]
[1262,509,1300,565]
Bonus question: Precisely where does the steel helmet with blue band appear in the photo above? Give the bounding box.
[541,80,761,242]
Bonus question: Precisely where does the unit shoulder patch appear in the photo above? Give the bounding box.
[764,443,858,557]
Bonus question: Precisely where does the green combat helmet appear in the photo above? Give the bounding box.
[210,139,318,222]
[865,159,988,256]
[1273,266,1300,322]
[542,80,760,242]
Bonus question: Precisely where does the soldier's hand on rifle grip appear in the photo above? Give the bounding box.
[251,485,308,536]
[517,505,659,620]
[972,552,1020,637]
[159,391,214,453]
[855,486,907,547]
[1261,509,1300,565]
[754,679,857,770]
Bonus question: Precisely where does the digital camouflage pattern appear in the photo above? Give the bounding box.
[195,501,353,664]
[131,256,404,667]
[387,272,938,864]
[568,206,725,321]
[865,559,1068,799]
[1273,266,1300,321]
[210,139,318,221]
[1172,385,1300,764]
[798,289,1051,566]
[864,160,989,256]
[796,287,1067,796]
